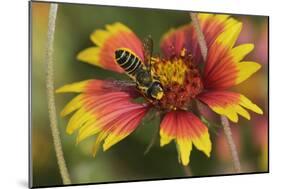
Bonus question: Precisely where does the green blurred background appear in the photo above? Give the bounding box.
[31,2,268,188]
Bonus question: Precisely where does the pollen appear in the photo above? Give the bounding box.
[151,52,203,111]
[152,57,188,86]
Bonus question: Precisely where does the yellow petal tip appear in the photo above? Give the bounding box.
[248,43,255,50]
[160,139,170,147]
[55,87,65,93]
[103,144,110,152]
[92,153,97,158]
[76,51,83,61]
[255,107,264,115]
[66,128,73,135]
[230,117,239,123]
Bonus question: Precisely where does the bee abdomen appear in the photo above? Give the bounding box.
[115,49,142,76]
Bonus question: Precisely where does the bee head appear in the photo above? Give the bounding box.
[148,82,164,100]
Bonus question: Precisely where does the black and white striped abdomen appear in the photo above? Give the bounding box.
[115,48,143,76]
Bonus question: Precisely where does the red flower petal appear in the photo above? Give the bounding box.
[77,22,144,73]
[160,26,192,60]
[203,20,261,90]
[160,14,233,65]
[197,91,263,122]
[160,111,211,166]
[56,79,149,156]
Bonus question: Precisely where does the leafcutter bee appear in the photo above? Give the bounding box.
[114,36,164,100]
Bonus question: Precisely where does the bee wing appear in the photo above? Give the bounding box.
[142,35,153,69]
[103,79,141,97]
[107,79,136,87]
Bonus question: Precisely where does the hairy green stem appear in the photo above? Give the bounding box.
[190,12,208,60]
[221,116,241,172]
[45,3,72,184]
[190,12,241,173]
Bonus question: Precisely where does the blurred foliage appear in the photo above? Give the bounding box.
[31,2,269,187]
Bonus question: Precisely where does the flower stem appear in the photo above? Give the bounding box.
[190,12,208,60]
[45,3,72,184]
[190,12,242,173]
[221,116,241,172]
[183,166,193,177]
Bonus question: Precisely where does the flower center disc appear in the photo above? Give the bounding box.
[151,53,203,111]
